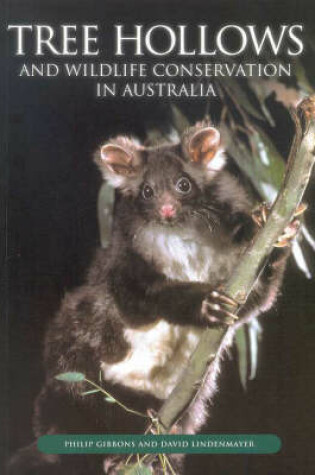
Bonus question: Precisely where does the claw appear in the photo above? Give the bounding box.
[253,202,304,248]
[252,203,271,228]
[211,290,238,308]
[274,241,290,248]
[253,202,306,232]
[206,302,239,321]
[145,409,160,435]
[252,214,263,227]
[261,204,268,223]
[224,310,239,321]
[294,203,307,217]
[274,218,300,248]
[202,289,240,328]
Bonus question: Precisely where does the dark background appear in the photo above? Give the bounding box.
[3,1,315,474]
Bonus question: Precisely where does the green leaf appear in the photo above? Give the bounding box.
[222,78,267,121]
[81,389,100,396]
[249,127,285,191]
[55,372,85,383]
[171,104,190,134]
[98,183,115,249]
[294,58,314,95]
[117,464,152,475]
[104,396,116,404]
[235,327,248,390]
[220,123,285,203]
[248,79,275,126]
[248,320,263,381]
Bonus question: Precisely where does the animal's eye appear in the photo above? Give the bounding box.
[175,177,192,194]
[142,184,154,200]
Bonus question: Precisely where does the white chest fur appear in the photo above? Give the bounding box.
[134,224,238,284]
[101,225,240,399]
[101,321,202,400]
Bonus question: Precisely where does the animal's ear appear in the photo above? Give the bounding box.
[182,124,224,169]
[95,137,143,191]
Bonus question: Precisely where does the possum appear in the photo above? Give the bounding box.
[9,123,290,475]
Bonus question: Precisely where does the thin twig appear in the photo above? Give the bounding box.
[84,378,148,419]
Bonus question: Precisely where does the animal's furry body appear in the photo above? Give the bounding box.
[9,124,288,474]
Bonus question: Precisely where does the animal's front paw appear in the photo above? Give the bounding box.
[274,218,301,248]
[252,202,306,248]
[201,290,239,327]
[103,455,126,474]
[274,203,306,248]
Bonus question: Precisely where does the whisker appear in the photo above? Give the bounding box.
[200,204,220,225]
[190,210,215,233]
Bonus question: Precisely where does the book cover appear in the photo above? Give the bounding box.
[2,1,315,474]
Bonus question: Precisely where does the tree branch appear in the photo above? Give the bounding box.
[157,96,315,433]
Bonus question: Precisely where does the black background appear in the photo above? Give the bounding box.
[3,1,315,474]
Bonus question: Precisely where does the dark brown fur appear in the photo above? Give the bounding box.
[9,125,288,475]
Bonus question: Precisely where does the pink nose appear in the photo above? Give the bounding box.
[160,204,176,218]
